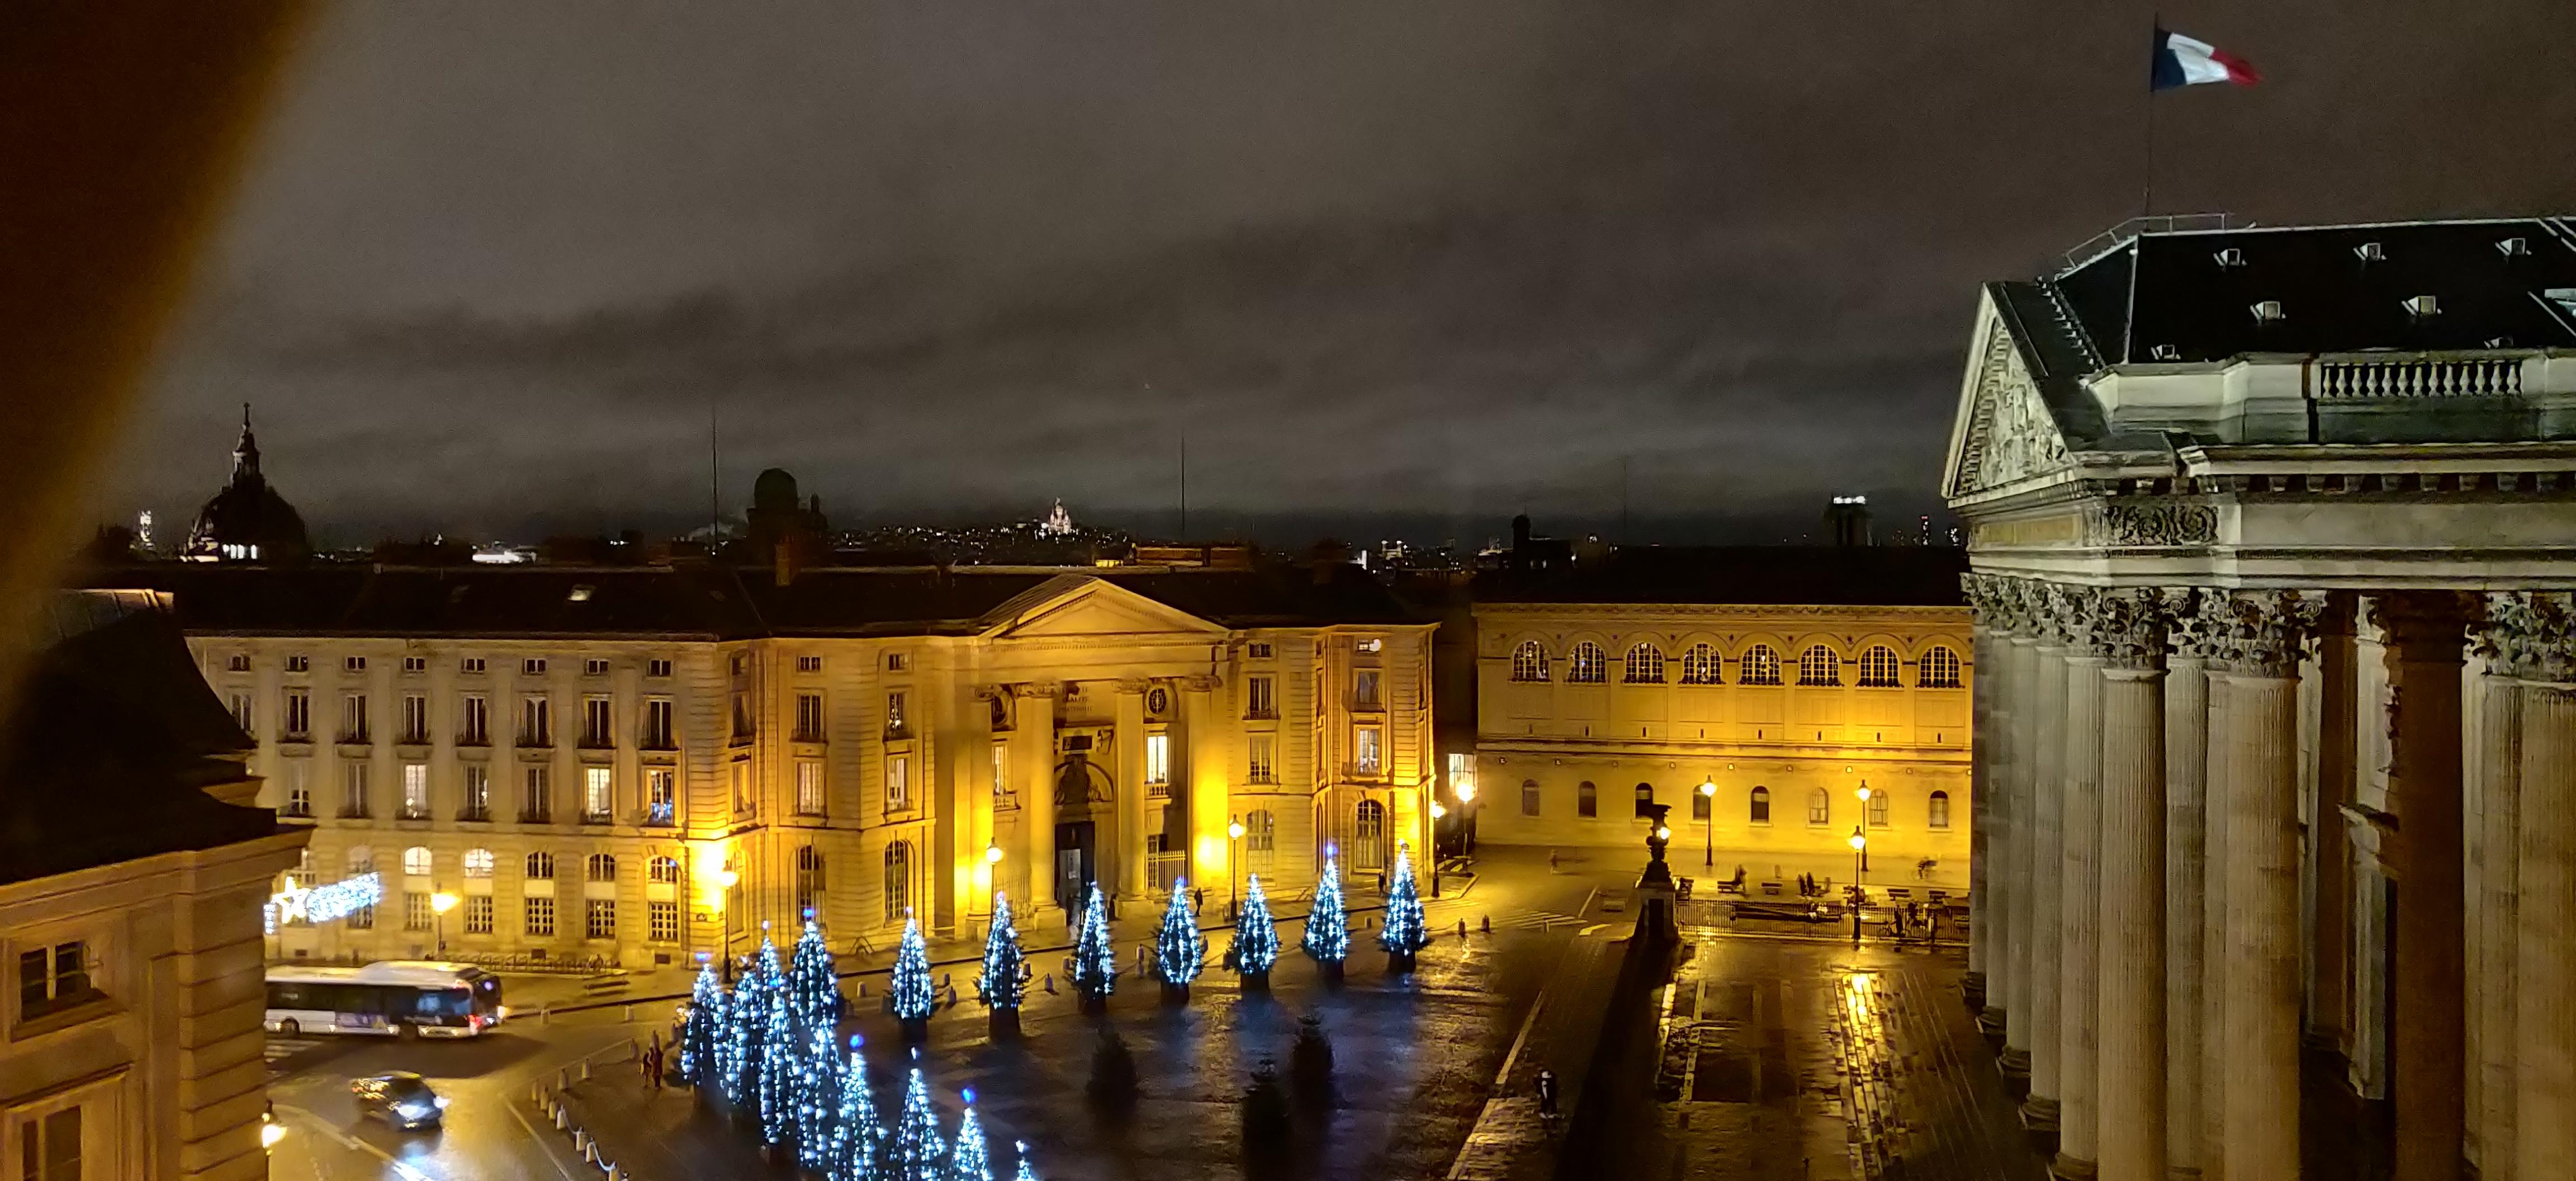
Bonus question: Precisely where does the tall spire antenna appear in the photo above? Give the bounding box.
[1178,428,1188,540]
[708,404,721,542]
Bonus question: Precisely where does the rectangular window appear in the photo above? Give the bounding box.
[647,768,676,824]
[1522,780,1541,817]
[16,941,98,1020]
[1808,792,1831,825]
[648,900,679,943]
[522,766,551,823]
[795,760,825,816]
[520,696,551,746]
[1247,642,1273,659]
[797,655,823,673]
[460,764,490,821]
[884,691,908,737]
[342,693,370,743]
[992,740,1011,806]
[731,691,754,739]
[583,695,613,747]
[401,763,430,819]
[24,1105,80,1181]
[647,658,673,678]
[730,759,751,814]
[281,759,312,818]
[1692,791,1711,821]
[585,658,610,676]
[795,692,825,741]
[284,690,310,740]
[463,895,494,935]
[461,656,486,674]
[586,899,616,941]
[401,694,428,744]
[287,654,310,673]
[524,896,555,938]
[1246,675,1275,718]
[886,652,907,672]
[460,694,488,744]
[225,653,252,672]
[230,692,254,734]
[643,698,674,748]
[346,899,375,929]
[1248,734,1276,784]
[340,761,371,818]
[1868,791,1891,826]
[886,753,910,811]
[1353,669,1382,709]
[523,658,547,675]
[583,766,613,823]
[345,655,367,673]
[1578,783,1598,818]
[1353,725,1382,776]
[1144,733,1169,788]
[1356,637,1382,654]
[405,891,432,930]
[403,655,427,673]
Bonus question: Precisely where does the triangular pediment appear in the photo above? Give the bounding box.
[1943,293,2075,500]
[981,578,1229,640]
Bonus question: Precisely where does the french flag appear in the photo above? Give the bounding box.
[2151,27,2261,91]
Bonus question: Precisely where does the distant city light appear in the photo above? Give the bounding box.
[1832,494,1869,505]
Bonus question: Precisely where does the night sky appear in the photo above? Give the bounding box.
[115,2,2576,549]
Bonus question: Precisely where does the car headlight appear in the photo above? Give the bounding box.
[434,1096,450,1109]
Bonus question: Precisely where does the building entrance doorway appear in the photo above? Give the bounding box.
[1055,820,1097,911]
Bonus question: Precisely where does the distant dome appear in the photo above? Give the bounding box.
[753,467,800,512]
[183,407,309,563]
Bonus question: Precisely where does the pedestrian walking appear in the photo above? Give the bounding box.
[1535,1067,1560,1117]
[1548,849,1560,872]
[642,1044,662,1092]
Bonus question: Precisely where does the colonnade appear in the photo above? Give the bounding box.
[1962,579,2576,1181]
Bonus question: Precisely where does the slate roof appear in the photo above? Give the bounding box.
[2045,216,2576,366]
[75,561,1427,637]
[1475,547,1968,609]
[1,593,277,886]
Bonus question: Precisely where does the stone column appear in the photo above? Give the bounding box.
[1999,616,2035,1065]
[2311,596,2359,1053]
[1182,674,1226,896]
[1968,590,1997,1008]
[2476,660,2523,1181]
[2499,592,2576,1180]
[2199,592,2237,1181]
[2096,590,2170,1181]
[2164,632,2211,1181]
[1012,684,1062,913]
[2376,593,2475,1181]
[2022,582,2073,1131]
[1971,574,2020,1035]
[2218,592,2320,1181]
[2004,606,2047,1083]
[1114,679,1150,900]
[2059,612,2109,1178]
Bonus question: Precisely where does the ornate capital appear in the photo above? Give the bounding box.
[1112,677,1153,695]
[2038,582,2099,650]
[1010,681,1066,700]
[2090,588,2172,669]
[2165,588,2222,663]
[1181,673,1222,693]
[2210,590,2324,678]
[2484,592,2576,684]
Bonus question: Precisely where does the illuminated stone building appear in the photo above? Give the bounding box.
[112,558,1432,970]
[1,592,306,1180]
[1469,546,1973,881]
[1948,216,2576,1181]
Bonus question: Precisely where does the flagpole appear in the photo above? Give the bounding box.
[2142,17,2158,218]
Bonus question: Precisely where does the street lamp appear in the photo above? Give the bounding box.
[1428,801,1449,899]
[714,867,740,981]
[1854,782,1873,873]
[1848,829,1867,944]
[1227,818,1246,916]
[429,891,458,955]
[1698,780,1716,867]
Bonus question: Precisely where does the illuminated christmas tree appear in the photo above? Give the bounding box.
[680,962,724,1090]
[1153,880,1203,995]
[891,913,936,1026]
[1379,842,1429,970]
[891,1067,947,1181]
[754,937,797,1145]
[1232,873,1280,981]
[976,892,1026,1011]
[1301,854,1349,968]
[799,1024,844,1172]
[724,951,766,1106]
[832,1041,885,1181]
[1012,1141,1040,1181]
[1070,885,1116,1006]
[948,1102,992,1181]
[786,917,841,1034]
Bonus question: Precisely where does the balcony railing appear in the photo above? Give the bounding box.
[1145,780,1171,801]
[398,803,432,821]
[457,805,491,823]
[2316,353,2525,399]
[280,800,314,819]
[580,809,613,825]
[519,805,553,824]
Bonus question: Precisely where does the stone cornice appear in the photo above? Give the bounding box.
[1472,602,1968,622]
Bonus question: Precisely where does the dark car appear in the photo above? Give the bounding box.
[351,1073,447,1130]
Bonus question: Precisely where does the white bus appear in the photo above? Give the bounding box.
[264,961,508,1039]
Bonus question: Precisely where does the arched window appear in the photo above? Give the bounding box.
[1520,779,1541,817]
[1576,782,1598,818]
[462,848,495,878]
[1807,788,1831,825]
[1623,644,1666,684]
[883,842,913,922]
[586,853,616,882]
[1740,645,1783,686]
[1566,641,1608,684]
[1632,783,1655,817]
[525,851,555,880]
[1921,646,1963,689]
[1244,809,1276,854]
[1678,644,1721,684]
[1929,790,1952,829]
[1857,645,1902,688]
[1510,641,1549,682]
[795,846,826,918]
[1867,791,1891,826]
[648,855,681,884]
[1749,786,1770,824]
[1797,645,1841,686]
[402,846,433,877]
[1354,800,1389,871]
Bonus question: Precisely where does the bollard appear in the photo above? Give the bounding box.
[584,1140,601,1165]
[555,1105,570,1131]
[573,1129,590,1155]
[1457,919,1468,939]
[607,1165,624,1181]
[1481,914,1491,934]
[542,1003,553,1026]
[1043,974,1057,994]
[857,981,869,999]
[580,1059,594,1083]
[622,1003,633,1023]
[558,1067,572,1091]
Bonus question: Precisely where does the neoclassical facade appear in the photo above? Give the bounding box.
[1470,549,1973,880]
[112,563,1432,970]
[1947,216,2576,1181]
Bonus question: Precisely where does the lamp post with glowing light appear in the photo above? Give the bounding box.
[1455,773,1478,855]
[985,843,1004,933]
[1853,782,1873,873]
[1429,800,1450,897]
[1227,818,1246,916]
[714,866,740,981]
[430,891,458,955]
[1848,828,1867,944]
[1698,780,1716,867]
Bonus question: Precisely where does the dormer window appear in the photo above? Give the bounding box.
[2402,294,2440,319]
[2250,299,2285,324]
[2148,343,2181,361]
[2498,237,2531,258]
[2353,241,2385,263]
[2213,247,2247,268]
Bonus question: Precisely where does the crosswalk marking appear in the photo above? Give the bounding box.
[264,1036,321,1062]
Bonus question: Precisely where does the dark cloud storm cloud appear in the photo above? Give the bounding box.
[116,0,2576,546]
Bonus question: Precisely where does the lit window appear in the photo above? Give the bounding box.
[1244,809,1276,855]
[1510,641,1549,682]
[1566,641,1607,684]
[1353,726,1382,776]
[583,766,612,823]
[405,891,432,930]
[992,740,1012,805]
[884,691,908,736]
[462,848,494,878]
[1797,646,1840,687]
[1857,646,1901,688]
[402,845,433,877]
[1623,644,1665,683]
[458,763,488,821]
[400,763,429,818]
[1929,791,1952,829]
[647,767,676,824]
[1145,734,1170,787]
[886,753,910,811]
[650,856,681,884]
[1678,644,1721,684]
[1922,646,1963,689]
[1740,645,1783,686]
[795,760,825,816]
[1247,734,1276,784]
